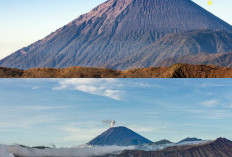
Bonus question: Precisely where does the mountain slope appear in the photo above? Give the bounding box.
[160,52,232,67]
[110,30,232,69]
[118,138,232,157]
[1,0,232,69]
[88,126,153,146]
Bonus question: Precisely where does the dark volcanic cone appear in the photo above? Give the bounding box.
[88,126,153,146]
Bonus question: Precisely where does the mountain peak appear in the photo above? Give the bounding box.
[88,126,153,146]
[214,137,232,145]
[72,0,231,33]
[178,137,202,143]
[154,139,172,145]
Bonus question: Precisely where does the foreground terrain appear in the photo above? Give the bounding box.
[1,64,232,78]
[117,138,232,157]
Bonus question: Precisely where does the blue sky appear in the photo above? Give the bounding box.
[0,0,232,59]
[0,79,232,147]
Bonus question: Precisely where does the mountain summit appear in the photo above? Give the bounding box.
[88,126,153,146]
[178,137,202,144]
[1,0,232,69]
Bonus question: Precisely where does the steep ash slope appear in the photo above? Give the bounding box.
[110,30,232,69]
[160,52,232,67]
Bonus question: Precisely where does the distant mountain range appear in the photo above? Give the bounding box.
[10,138,232,157]
[1,0,232,70]
[88,126,206,147]
[88,127,232,157]
[153,138,203,145]
[117,138,232,157]
[5,126,232,157]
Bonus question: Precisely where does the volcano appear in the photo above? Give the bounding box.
[1,0,232,70]
[178,137,202,144]
[88,126,153,146]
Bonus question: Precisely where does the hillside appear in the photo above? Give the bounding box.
[154,139,172,145]
[1,0,232,69]
[2,64,232,78]
[118,138,232,157]
[110,30,232,69]
[160,52,232,67]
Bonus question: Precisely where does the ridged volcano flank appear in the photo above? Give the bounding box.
[1,0,232,69]
[70,0,232,33]
[88,126,153,146]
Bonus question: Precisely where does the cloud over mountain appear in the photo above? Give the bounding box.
[54,79,124,100]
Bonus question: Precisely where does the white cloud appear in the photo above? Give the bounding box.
[7,145,135,157]
[0,115,56,129]
[32,86,39,90]
[131,82,163,88]
[199,82,232,88]
[3,140,210,157]
[201,99,218,107]
[2,139,210,157]
[128,125,154,133]
[54,79,124,100]
[53,79,164,101]
[186,109,232,120]
[24,105,70,111]
[0,105,70,112]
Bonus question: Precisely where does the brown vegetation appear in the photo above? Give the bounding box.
[1,64,232,78]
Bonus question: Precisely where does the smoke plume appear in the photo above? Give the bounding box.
[102,120,116,127]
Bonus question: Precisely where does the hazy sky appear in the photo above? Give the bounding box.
[0,0,231,60]
[0,79,232,147]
